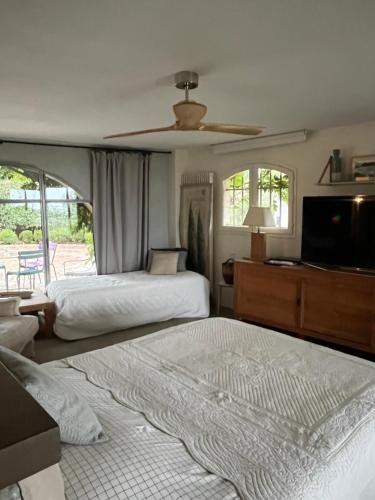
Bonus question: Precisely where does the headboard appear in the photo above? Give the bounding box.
[0,362,61,489]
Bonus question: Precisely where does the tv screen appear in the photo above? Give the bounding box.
[301,195,375,271]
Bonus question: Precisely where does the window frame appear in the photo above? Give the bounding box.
[220,162,295,236]
[0,163,92,285]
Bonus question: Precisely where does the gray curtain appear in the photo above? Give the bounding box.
[92,151,150,275]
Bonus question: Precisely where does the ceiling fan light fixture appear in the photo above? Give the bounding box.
[173,101,207,129]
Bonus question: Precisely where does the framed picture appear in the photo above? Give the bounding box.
[352,155,375,181]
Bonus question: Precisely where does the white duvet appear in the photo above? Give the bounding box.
[47,270,209,340]
[61,318,375,500]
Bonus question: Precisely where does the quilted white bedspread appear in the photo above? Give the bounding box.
[66,318,375,500]
[47,270,209,340]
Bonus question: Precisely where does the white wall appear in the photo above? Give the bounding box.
[149,153,174,248]
[172,121,375,306]
[0,142,91,198]
[0,142,173,247]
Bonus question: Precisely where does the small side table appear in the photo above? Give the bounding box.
[217,281,234,315]
[19,294,56,337]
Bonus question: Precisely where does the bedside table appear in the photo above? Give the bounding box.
[19,294,56,337]
[217,281,233,315]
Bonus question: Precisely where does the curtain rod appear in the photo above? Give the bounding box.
[0,138,172,155]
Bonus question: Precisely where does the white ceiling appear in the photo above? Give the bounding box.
[1,0,375,150]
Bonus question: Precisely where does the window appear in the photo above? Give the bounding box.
[223,165,293,231]
[0,165,95,291]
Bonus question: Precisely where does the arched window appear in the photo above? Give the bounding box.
[223,165,293,231]
[0,165,95,291]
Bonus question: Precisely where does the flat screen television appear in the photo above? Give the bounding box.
[301,195,375,272]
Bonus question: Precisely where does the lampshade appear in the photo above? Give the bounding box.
[243,206,275,228]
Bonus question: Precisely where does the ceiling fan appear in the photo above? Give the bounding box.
[104,71,264,139]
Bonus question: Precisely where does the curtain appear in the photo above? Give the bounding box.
[92,151,150,275]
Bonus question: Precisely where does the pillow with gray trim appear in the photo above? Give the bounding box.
[147,248,188,272]
[149,252,179,275]
[0,347,104,445]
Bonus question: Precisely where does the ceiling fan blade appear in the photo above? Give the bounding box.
[104,124,176,139]
[199,123,263,136]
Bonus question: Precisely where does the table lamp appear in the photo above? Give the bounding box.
[243,206,275,260]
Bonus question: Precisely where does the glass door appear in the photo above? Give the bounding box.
[0,165,95,291]
[0,166,45,291]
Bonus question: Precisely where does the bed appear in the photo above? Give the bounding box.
[43,318,375,500]
[46,270,209,340]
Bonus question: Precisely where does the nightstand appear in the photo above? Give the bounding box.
[217,281,233,315]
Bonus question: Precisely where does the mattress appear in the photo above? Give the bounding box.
[46,270,209,340]
[46,318,375,500]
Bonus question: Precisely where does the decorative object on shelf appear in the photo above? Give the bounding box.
[243,207,275,260]
[317,151,375,186]
[352,155,375,182]
[222,258,235,284]
[330,149,342,182]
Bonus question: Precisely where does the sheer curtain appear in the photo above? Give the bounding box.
[92,151,150,275]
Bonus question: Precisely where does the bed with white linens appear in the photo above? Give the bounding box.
[45,318,375,500]
[46,270,209,340]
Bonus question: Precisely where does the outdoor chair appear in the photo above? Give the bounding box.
[63,257,96,277]
[0,262,7,290]
[27,241,58,279]
[6,250,45,290]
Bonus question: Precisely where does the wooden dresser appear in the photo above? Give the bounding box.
[234,259,375,353]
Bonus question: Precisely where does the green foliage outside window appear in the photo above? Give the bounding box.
[0,165,93,244]
[0,229,18,244]
[223,167,290,228]
[223,170,250,226]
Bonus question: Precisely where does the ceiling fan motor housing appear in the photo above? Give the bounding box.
[174,71,199,90]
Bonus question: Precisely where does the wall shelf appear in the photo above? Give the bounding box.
[316,180,375,186]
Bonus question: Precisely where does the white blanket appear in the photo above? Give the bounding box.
[47,271,209,340]
[66,318,375,500]
[46,359,238,499]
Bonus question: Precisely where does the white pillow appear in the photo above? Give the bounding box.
[149,252,179,275]
[0,297,21,317]
[0,346,105,445]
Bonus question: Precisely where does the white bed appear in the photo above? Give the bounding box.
[46,270,209,340]
[45,318,375,500]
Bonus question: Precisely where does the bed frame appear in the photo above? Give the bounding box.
[0,362,60,489]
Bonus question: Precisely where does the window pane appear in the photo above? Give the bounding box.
[257,168,289,228]
[45,175,80,201]
[47,202,95,281]
[0,202,46,291]
[223,170,250,226]
[0,165,40,201]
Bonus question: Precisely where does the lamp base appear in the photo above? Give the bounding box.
[251,232,266,260]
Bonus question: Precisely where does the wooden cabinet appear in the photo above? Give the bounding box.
[235,263,300,330]
[234,260,375,353]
